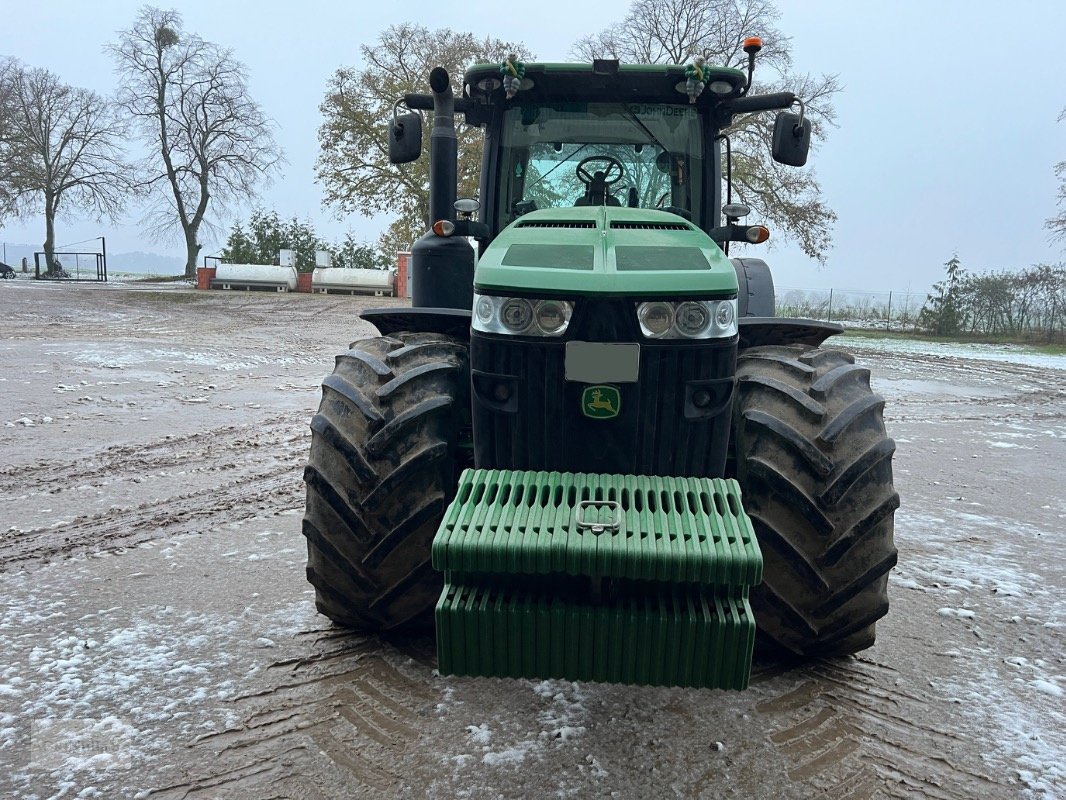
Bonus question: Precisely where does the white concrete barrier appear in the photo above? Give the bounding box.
[311,268,394,296]
[212,263,298,292]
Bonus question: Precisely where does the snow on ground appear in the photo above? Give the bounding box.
[0,518,316,799]
[839,334,1066,372]
[435,677,591,774]
[67,341,307,372]
[892,506,1064,797]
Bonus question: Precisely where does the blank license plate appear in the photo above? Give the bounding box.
[565,342,640,383]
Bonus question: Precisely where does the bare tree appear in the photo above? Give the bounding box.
[0,58,20,221]
[572,0,840,260]
[0,59,131,273]
[317,24,532,255]
[1047,107,1066,245]
[109,7,283,278]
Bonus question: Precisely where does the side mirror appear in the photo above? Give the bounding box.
[771,112,811,166]
[389,111,423,164]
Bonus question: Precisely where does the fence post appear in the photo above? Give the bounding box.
[827,289,833,323]
[886,291,892,332]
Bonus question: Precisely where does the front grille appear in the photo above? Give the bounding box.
[471,335,736,477]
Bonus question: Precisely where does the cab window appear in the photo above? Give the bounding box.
[497,102,704,224]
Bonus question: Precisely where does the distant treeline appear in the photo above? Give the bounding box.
[918,258,1065,343]
[776,288,922,330]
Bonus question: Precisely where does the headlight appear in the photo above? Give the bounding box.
[475,295,496,326]
[472,293,574,337]
[500,298,534,332]
[534,300,571,335]
[635,299,737,339]
[637,302,674,338]
[715,300,735,330]
[675,302,711,337]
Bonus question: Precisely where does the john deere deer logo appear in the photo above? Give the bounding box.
[581,385,621,419]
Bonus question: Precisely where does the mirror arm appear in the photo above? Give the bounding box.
[725,91,797,116]
[403,93,433,111]
[393,99,421,122]
[453,219,490,239]
[708,224,761,244]
[791,98,806,134]
[403,93,477,116]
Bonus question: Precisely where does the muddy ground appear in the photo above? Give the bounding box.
[0,281,1062,799]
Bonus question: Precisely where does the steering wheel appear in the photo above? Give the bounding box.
[576,156,625,188]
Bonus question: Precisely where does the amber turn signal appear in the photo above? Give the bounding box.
[432,220,455,237]
[745,225,770,244]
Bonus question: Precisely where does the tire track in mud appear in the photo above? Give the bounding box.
[151,631,437,799]
[0,463,305,568]
[873,353,1066,417]
[0,413,301,483]
[0,414,311,568]
[744,656,1009,798]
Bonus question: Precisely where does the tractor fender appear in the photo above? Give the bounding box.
[738,317,843,350]
[360,307,472,339]
[731,257,776,318]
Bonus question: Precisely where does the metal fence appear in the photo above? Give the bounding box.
[775,287,925,331]
[34,250,108,282]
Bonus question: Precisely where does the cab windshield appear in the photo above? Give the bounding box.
[496,102,705,225]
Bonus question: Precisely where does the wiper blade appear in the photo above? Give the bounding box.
[622,105,670,156]
[524,142,590,191]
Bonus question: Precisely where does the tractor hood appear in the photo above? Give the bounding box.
[473,207,739,297]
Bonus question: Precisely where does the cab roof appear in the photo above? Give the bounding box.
[463,61,748,108]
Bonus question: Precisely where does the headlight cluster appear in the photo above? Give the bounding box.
[636,300,737,339]
[473,293,574,337]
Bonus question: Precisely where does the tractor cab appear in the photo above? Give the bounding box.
[384,53,810,318]
[391,55,809,252]
[464,61,746,239]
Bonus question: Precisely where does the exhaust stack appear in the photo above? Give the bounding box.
[410,67,474,311]
[428,67,458,225]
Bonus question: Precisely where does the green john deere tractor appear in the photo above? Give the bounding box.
[302,44,898,690]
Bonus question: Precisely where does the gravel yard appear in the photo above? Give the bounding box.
[1,281,1063,799]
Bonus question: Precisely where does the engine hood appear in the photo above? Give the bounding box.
[474,207,738,297]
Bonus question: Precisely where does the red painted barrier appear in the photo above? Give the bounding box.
[196,267,216,289]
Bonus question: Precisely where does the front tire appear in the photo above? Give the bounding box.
[302,333,468,632]
[732,345,899,658]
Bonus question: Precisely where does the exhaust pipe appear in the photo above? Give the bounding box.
[409,66,474,311]
[428,67,457,225]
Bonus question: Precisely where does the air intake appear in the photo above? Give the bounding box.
[516,220,596,229]
[611,221,691,231]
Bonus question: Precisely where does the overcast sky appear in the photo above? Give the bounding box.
[2,0,1064,293]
